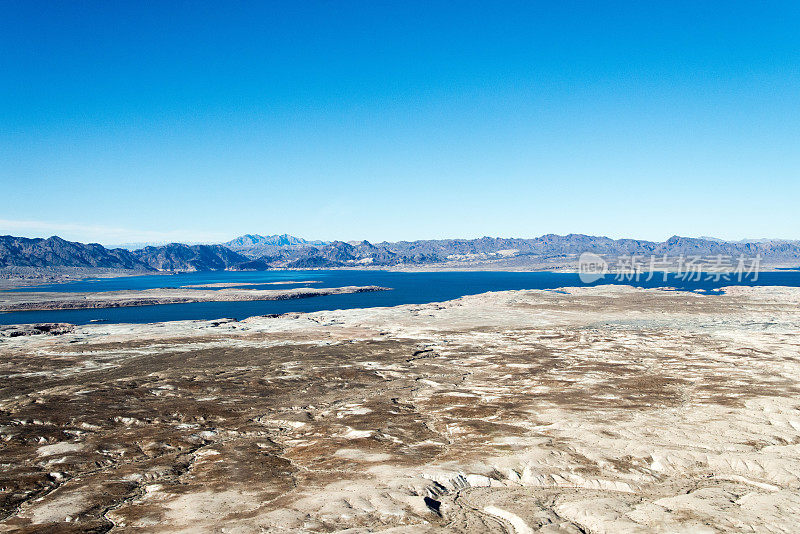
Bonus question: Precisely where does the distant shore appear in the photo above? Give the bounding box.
[0,285,388,312]
[1,262,797,292]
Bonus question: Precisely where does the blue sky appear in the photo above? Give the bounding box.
[2,1,799,244]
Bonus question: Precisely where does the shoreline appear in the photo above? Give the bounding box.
[2,263,798,292]
[0,285,389,313]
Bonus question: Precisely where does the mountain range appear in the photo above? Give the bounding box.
[1,234,799,273]
[223,233,329,257]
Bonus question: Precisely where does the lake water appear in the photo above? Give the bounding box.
[2,269,800,325]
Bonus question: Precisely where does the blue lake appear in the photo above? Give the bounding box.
[2,269,799,325]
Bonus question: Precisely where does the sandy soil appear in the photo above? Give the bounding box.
[0,285,799,532]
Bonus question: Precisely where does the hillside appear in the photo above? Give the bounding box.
[0,235,151,270]
[2,234,800,275]
[132,243,249,272]
[0,236,248,273]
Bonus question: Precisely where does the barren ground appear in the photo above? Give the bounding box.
[0,285,799,533]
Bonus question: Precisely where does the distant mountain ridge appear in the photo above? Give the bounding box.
[224,234,328,257]
[2,233,799,273]
[133,243,249,271]
[0,236,247,273]
[0,235,147,270]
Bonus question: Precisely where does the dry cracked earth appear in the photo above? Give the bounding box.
[1,285,799,533]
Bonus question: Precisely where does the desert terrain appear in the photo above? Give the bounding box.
[1,285,799,532]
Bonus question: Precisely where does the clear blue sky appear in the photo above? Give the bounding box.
[2,1,799,245]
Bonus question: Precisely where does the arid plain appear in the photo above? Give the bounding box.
[1,285,799,533]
